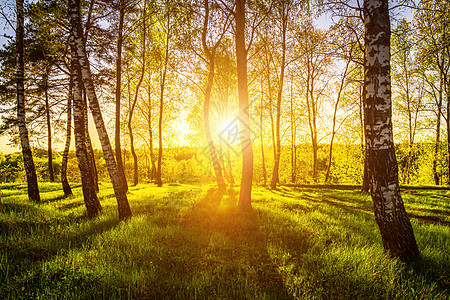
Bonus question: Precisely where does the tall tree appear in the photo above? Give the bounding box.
[270,0,290,190]
[128,0,148,186]
[69,0,132,220]
[70,50,102,217]
[235,0,253,211]
[43,68,55,182]
[200,0,231,192]
[363,0,419,261]
[156,5,171,188]
[61,70,73,197]
[16,0,40,202]
[115,0,128,191]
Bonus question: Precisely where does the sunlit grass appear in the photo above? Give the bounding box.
[0,183,448,299]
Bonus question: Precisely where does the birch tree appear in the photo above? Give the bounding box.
[363,0,419,261]
[69,0,132,220]
[61,72,73,197]
[16,0,40,202]
[70,51,102,217]
[115,0,128,191]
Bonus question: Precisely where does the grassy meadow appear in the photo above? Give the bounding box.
[0,182,449,299]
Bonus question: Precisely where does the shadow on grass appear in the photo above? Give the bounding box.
[178,190,293,299]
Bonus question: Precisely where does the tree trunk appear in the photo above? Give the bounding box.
[61,73,73,196]
[290,75,296,184]
[236,0,253,211]
[447,92,450,185]
[224,88,235,186]
[128,1,147,186]
[83,89,99,192]
[360,69,370,192]
[44,73,55,182]
[16,0,40,202]
[260,79,267,186]
[70,47,102,217]
[147,77,157,181]
[364,0,419,261]
[202,1,226,192]
[69,0,132,220]
[270,7,287,190]
[115,0,128,191]
[305,61,318,183]
[266,68,277,172]
[433,84,442,185]
[325,62,349,183]
[156,15,170,188]
[311,76,318,183]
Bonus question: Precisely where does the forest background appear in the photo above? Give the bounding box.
[0,0,448,189]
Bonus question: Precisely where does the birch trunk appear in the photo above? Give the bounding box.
[69,0,132,220]
[83,89,99,192]
[360,78,370,192]
[16,0,40,202]
[236,0,253,211]
[70,50,102,217]
[364,0,419,261]
[115,0,128,191]
[61,74,73,196]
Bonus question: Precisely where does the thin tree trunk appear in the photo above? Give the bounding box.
[433,85,443,185]
[82,89,99,192]
[61,73,73,196]
[224,88,234,186]
[290,75,296,184]
[147,77,157,181]
[128,1,147,186]
[364,0,419,261]
[44,73,55,182]
[202,0,226,192]
[311,76,318,183]
[447,92,450,185]
[115,0,128,191]
[156,15,170,188]
[204,66,227,191]
[325,62,349,183]
[260,78,267,186]
[305,60,318,183]
[236,0,253,211]
[360,65,370,192]
[270,7,287,190]
[267,69,277,168]
[70,45,102,217]
[69,0,132,220]
[16,0,40,202]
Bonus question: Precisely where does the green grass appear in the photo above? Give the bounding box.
[0,182,448,299]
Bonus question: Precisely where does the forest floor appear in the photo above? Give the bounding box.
[0,182,449,299]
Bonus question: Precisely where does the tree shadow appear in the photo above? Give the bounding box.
[175,190,293,299]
